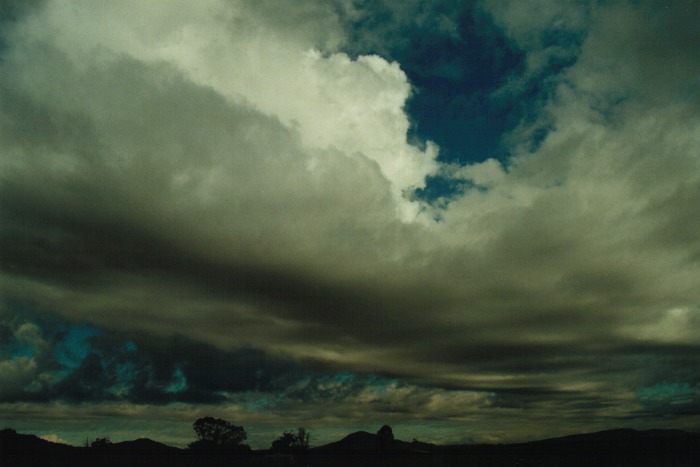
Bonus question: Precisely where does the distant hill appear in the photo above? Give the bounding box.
[436,428,700,466]
[101,437,182,453]
[310,428,700,466]
[1,428,81,467]
[3,426,700,466]
[0,429,190,467]
[314,430,385,451]
[1,428,77,453]
[313,429,437,454]
[510,428,700,455]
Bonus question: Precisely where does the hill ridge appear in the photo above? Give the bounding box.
[4,426,700,466]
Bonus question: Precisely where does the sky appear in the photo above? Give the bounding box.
[1,0,700,449]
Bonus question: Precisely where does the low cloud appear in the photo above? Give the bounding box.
[1,0,700,444]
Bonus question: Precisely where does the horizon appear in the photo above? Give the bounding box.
[6,424,698,451]
[2,0,700,452]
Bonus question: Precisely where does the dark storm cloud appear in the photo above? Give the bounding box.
[51,336,301,404]
[0,165,456,353]
[1,0,700,447]
[0,38,441,356]
[0,310,311,404]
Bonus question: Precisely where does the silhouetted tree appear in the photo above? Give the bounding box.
[377,425,394,449]
[271,431,296,451]
[296,427,310,450]
[188,416,248,449]
[271,427,310,452]
[90,437,112,448]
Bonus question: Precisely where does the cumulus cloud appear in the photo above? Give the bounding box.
[1,0,700,445]
[0,314,53,399]
[0,357,37,398]
[14,0,437,218]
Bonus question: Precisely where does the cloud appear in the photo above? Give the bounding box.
[0,312,316,404]
[334,0,463,58]
[12,0,437,218]
[0,357,38,398]
[1,0,700,444]
[0,313,54,399]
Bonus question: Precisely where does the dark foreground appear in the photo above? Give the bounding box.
[3,427,700,467]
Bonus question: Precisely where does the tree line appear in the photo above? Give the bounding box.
[84,416,311,452]
[188,416,310,453]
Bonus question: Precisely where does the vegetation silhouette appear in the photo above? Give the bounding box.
[267,427,311,467]
[185,416,252,467]
[89,436,112,448]
[270,427,310,452]
[188,416,249,450]
[4,424,700,466]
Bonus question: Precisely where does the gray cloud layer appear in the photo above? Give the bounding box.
[2,0,700,446]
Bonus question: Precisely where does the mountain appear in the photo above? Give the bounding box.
[310,428,700,466]
[1,428,81,467]
[0,428,77,452]
[0,429,188,467]
[3,426,700,466]
[435,428,700,467]
[511,428,700,455]
[315,430,383,452]
[90,437,188,467]
[314,429,438,454]
[102,437,182,453]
